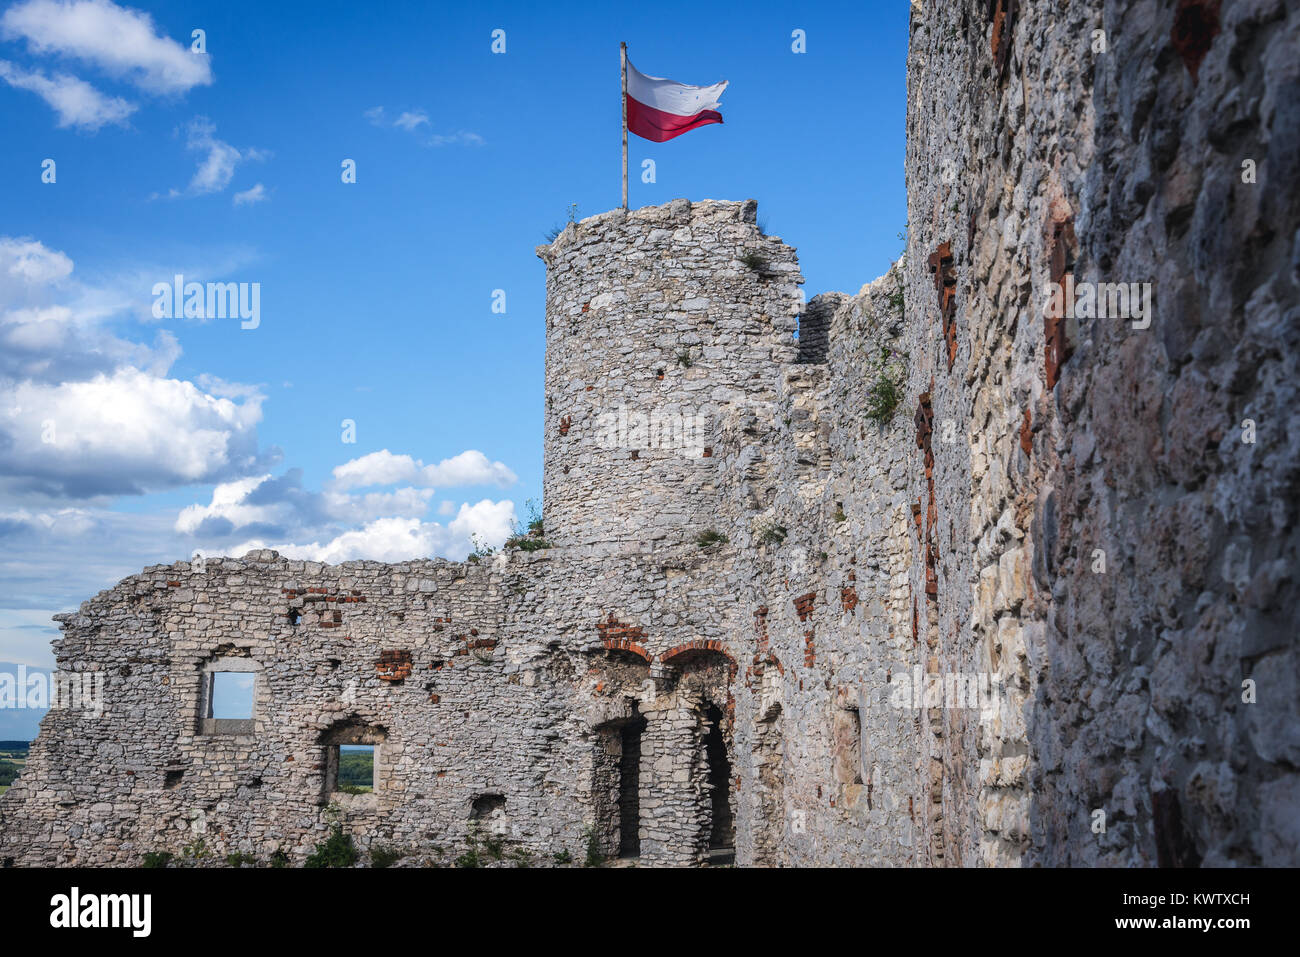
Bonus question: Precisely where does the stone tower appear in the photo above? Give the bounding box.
[536,198,805,548]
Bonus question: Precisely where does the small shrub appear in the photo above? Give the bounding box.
[834,507,847,523]
[226,852,256,868]
[142,851,172,869]
[305,824,358,868]
[511,848,533,868]
[675,348,694,368]
[456,824,483,868]
[865,346,907,426]
[739,250,769,273]
[269,849,289,868]
[181,838,209,863]
[583,826,602,868]
[695,529,728,548]
[484,834,505,861]
[553,849,573,866]
[758,523,788,545]
[370,845,402,869]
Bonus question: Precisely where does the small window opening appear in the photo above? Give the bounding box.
[336,745,374,793]
[210,672,254,719]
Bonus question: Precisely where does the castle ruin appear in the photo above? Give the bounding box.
[2,0,1298,867]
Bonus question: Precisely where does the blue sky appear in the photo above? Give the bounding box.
[0,0,908,716]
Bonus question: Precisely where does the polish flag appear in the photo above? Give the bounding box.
[626,57,728,142]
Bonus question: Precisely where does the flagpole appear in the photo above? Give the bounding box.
[620,41,628,211]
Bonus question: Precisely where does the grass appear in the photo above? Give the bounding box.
[544,202,580,242]
[370,846,402,869]
[886,263,906,318]
[695,529,729,548]
[504,498,551,552]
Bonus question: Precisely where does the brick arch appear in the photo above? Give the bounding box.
[660,639,736,669]
[600,637,652,663]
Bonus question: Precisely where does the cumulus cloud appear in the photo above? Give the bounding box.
[0,368,270,497]
[230,500,517,564]
[0,236,71,286]
[0,58,134,129]
[173,469,437,540]
[0,234,275,499]
[330,449,517,490]
[1,0,212,94]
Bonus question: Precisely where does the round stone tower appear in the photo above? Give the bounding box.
[536,199,805,548]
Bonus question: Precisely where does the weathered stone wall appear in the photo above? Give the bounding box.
[3,0,1298,868]
[904,0,1300,866]
[539,199,803,549]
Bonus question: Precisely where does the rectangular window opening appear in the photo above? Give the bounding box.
[210,672,255,720]
[336,745,375,794]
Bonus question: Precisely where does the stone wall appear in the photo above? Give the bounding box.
[538,199,802,549]
[903,0,1300,866]
[2,0,1297,868]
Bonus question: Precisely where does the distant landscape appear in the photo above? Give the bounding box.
[337,747,374,794]
[0,742,29,796]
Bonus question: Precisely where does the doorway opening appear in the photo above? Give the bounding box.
[618,711,646,858]
[703,704,734,852]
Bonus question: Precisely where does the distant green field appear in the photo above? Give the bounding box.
[0,744,30,796]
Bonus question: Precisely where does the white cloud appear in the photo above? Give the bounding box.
[0,236,72,285]
[0,58,134,129]
[437,499,455,517]
[232,183,267,206]
[365,105,482,147]
[231,499,516,564]
[393,110,428,131]
[1,0,212,94]
[0,368,268,497]
[173,470,436,538]
[428,131,484,147]
[330,449,517,490]
[176,116,266,196]
[0,234,276,499]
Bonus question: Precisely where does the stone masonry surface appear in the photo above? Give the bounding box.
[1,0,1297,867]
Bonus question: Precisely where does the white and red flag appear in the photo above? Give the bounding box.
[624,56,728,142]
